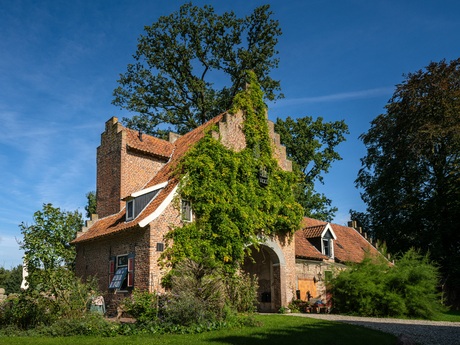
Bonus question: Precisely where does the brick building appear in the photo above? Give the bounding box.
[73,111,381,313]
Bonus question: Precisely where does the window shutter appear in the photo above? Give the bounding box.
[127,253,135,288]
[108,257,115,286]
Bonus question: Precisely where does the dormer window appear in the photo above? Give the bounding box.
[323,238,332,257]
[124,182,167,222]
[321,229,335,258]
[126,199,134,221]
[302,223,337,259]
[181,199,192,222]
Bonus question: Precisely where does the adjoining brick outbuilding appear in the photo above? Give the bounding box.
[73,111,381,313]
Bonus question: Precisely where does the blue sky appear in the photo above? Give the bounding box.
[1,0,459,268]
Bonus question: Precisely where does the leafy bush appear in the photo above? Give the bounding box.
[288,299,310,313]
[37,313,120,337]
[122,289,159,324]
[225,271,258,313]
[163,259,226,326]
[329,248,442,319]
[0,291,57,329]
[0,268,99,330]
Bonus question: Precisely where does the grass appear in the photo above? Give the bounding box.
[1,314,395,345]
[433,310,460,322]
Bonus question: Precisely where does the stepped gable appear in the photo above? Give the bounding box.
[295,217,380,263]
[73,114,224,244]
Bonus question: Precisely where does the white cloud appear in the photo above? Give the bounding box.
[270,87,394,107]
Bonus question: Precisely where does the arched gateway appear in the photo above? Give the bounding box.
[242,239,287,312]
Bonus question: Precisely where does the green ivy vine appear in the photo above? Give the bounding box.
[164,71,303,272]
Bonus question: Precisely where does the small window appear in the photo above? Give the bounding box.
[323,239,330,257]
[109,253,134,290]
[156,242,164,252]
[181,200,192,222]
[126,199,134,221]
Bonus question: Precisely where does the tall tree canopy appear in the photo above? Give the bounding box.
[114,3,347,220]
[84,191,97,219]
[19,203,83,273]
[356,58,460,307]
[113,3,282,137]
[275,116,348,221]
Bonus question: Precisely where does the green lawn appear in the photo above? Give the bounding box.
[433,310,460,322]
[1,315,395,345]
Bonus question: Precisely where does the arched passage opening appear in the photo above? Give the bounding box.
[242,240,286,312]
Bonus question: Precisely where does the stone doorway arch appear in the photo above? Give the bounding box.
[242,239,286,312]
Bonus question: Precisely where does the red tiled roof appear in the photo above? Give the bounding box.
[295,230,329,261]
[295,217,381,264]
[303,224,326,238]
[72,114,223,244]
[125,128,174,159]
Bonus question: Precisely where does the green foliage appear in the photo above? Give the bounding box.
[84,191,97,219]
[0,290,57,329]
[330,249,442,319]
[122,289,159,325]
[113,3,282,137]
[163,259,226,326]
[224,271,258,313]
[0,265,23,294]
[19,203,83,275]
[164,72,303,271]
[37,313,119,337]
[356,58,460,307]
[288,299,310,313]
[0,269,99,329]
[275,116,349,221]
[0,315,397,343]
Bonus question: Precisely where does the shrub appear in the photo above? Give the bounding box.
[122,289,159,325]
[0,268,100,330]
[329,248,442,319]
[163,259,226,326]
[37,313,120,337]
[0,290,57,329]
[225,271,258,313]
[288,299,310,313]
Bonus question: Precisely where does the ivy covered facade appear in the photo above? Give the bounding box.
[73,80,381,313]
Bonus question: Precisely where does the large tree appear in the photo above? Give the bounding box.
[114,3,348,219]
[275,116,348,221]
[356,58,460,307]
[19,203,83,273]
[113,3,282,137]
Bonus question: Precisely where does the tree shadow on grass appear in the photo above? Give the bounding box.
[207,316,395,345]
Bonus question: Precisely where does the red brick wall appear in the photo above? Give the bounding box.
[96,117,167,218]
[147,200,182,293]
[74,225,150,314]
[96,118,123,218]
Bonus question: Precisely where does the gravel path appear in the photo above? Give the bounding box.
[288,313,460,345]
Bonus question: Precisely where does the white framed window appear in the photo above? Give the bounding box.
[126,199,134,221]
[323,239,331,257]
[181,199,192,222]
